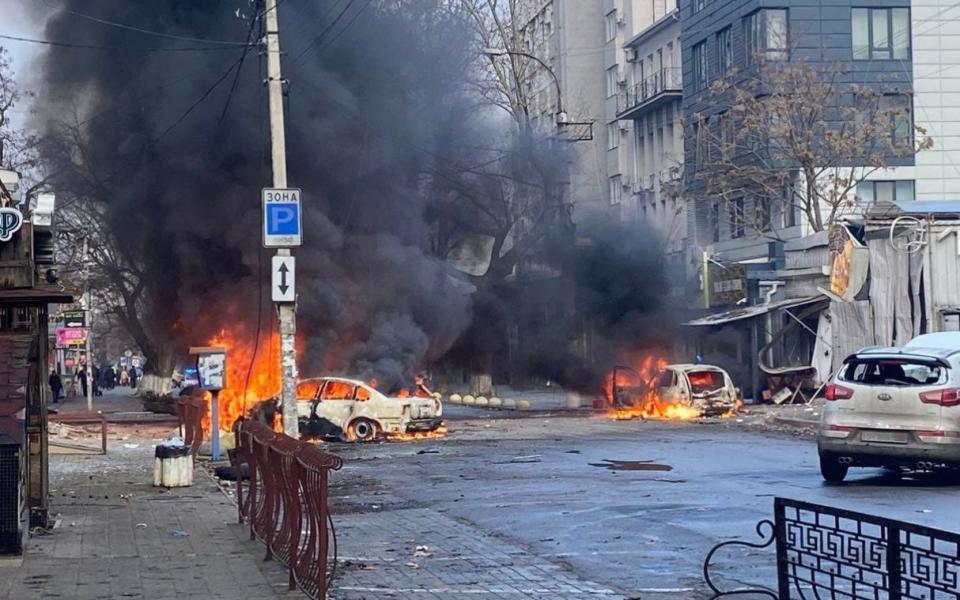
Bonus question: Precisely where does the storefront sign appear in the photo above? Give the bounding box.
[55,327,86,348]
[829,227,869,301]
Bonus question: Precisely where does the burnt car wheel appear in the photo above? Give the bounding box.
[349,418,379,442]
[819,454,848,484]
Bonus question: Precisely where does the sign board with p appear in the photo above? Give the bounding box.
[262,187,302,247]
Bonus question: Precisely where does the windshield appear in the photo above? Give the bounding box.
[839,358,946,386]
[687,370,725,393]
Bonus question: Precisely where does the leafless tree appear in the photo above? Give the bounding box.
[691,56,932,235]
[40,112,173,386]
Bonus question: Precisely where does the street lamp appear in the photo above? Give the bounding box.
[483,47,567,126]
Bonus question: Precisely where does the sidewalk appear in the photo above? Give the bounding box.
[328,478,626,600]
[0,443,292,600]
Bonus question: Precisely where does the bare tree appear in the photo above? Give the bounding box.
[40,112,173,388]
[691,56,933,235]
[0,47,45,198]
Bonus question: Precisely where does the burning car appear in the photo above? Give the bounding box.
[609,361,739,419]
[251,376,443,442]
[655,364,739,417]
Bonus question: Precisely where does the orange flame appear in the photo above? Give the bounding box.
[602,355,716,421]
[201,329,282,434]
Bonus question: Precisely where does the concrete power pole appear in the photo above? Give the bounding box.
[83,237,93,412]
[264,0,299,437]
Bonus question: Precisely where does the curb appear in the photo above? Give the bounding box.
[443,395,531,411]
[772,416,820,428]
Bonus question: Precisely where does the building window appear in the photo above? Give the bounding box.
[729,197,745,238]
[694,118,709,170]
[608,123,620,150]
[856,180,915,205]
[693,0,707,14]
[692,40,708,92]
[852,8,910,60]
[754,195,771,232]
[609,175,623,205]
[606,66,619,98]
[606,10,618,42]
[883,94,913,149]
[717,110,734,159]
[744,9,788,65]
[717,26,732,74]
[709,200,721,243]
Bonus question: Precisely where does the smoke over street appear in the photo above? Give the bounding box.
[29,1,672,395]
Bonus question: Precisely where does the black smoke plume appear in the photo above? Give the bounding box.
[29,1,674,394]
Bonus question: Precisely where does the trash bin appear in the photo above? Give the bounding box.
[153,439,193,488]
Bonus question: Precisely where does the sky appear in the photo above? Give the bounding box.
[2,0,44,127]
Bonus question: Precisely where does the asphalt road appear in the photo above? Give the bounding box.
[327,407,960,598]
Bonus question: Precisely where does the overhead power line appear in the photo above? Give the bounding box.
[290,0,358,65]
[0,32,254,53]
[48,2,252,46]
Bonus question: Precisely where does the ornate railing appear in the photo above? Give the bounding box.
[704,497,960,599]
[235,420,343,600]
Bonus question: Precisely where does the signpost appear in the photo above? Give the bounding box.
[262,188,302,248]
[63,310,85,329]
[271,256,296,303]
[189,346,226,460]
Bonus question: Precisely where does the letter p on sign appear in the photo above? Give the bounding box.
[262,188,303,247]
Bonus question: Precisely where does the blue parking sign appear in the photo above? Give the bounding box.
[262,188,302,247]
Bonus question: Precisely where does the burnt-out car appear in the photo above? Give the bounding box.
[655,364,739,417]
[250,377,443,442]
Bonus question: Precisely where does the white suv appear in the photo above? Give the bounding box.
[818,333,960,483]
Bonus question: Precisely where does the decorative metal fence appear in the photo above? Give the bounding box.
[704,497,960,599]
[235,420,343,600]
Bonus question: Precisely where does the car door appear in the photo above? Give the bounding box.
[656,368,683,405]
[314,379,357,430]
[296,380,323,420]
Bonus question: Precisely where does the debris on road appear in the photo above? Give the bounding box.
[492,454,542,464]
[590,459,673,472]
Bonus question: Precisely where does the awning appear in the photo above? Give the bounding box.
[684,295,827,327]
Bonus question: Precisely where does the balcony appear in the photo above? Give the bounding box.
[617,67,682,120]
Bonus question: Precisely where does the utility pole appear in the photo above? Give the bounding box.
[264,0,298,437]
[83,237,93,412]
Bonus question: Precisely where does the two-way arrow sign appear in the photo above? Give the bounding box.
[271,256,296,303]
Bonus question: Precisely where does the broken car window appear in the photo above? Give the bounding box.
[687,370,725,393]
[840,359,945,386]
[321,380,357,400]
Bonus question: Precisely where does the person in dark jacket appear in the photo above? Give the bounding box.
[77,368,88,399]
[129,366,138,388]
[49,370,63,404]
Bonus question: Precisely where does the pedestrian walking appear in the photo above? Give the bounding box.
[77,367,88,399]
[120,368,129,386]
[129,366,138,388]
[49,370,62,404]
[106,366,116,390]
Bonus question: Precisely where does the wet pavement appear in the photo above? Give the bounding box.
[326,407,960,599]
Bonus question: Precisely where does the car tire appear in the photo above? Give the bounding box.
[348,418,379,443]
[819,454,848,484]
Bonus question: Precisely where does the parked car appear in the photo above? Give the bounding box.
[250,377,443,442]
[655,364,739,417]
[818,339,960,483]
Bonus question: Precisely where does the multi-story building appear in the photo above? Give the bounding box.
[516,1,609,214]
[682,0,915,267]
[679,0,918,398]
[609,0,686,258]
